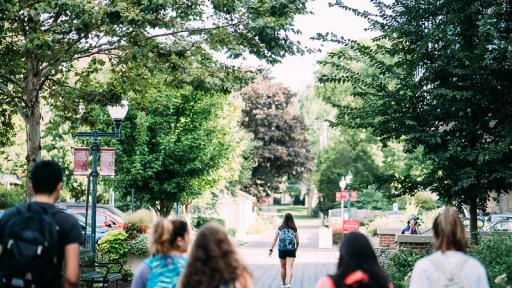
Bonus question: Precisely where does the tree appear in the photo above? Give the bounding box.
[314,130,389,214]
[320,1,512,242]
[238,76,313,199]
[113,83,246,216]
[0,0,309,198]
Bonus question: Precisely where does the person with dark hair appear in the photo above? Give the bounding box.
[269,213,299,288]
[131,217,190,288]
[180,223,253,288]
[401,214,420,235]
[0,160,81,288]
[315,232,393,288]
[409,207,489,288]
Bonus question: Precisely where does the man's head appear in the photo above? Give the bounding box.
[30,160,64,197]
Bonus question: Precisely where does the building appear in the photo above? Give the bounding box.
[216,191,256,236]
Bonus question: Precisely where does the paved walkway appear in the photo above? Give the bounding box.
[238,209,338,288]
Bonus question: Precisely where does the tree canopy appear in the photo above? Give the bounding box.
[238,75,313,200]
[320,0,512,240]
[0,0,309,197]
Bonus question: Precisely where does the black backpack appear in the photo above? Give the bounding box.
[0,204,60,287]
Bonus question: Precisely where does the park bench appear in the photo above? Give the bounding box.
[80,260,124,288]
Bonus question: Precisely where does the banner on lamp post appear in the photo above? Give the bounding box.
[73,147,89,175]
[99,148,116,176]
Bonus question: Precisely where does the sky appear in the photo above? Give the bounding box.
[238,0,378,92]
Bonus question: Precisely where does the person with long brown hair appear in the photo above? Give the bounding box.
[409,207,489,288]
[269,213,300,288]
[180,223,253,288]
[131,217,190,288]
[315,232,392,288]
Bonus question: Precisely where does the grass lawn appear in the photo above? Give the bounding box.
[276,205,311,219]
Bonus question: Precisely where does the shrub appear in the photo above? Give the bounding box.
[127,234,150,258]
[384,248,429,288]
[192,216,225,229]
[333,232,344,245]
[470,234,512,288]
[124,209,153,228]
[0,185,26,210]
[413,192,437,211]
[227,228,237,237]
[97,230,128,264]
[367,215,405,237]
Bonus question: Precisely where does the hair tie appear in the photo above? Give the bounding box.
[344,270,369,286]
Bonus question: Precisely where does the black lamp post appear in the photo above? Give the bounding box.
[75,101,128,259]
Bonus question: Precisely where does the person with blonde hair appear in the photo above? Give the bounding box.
[131,217,190,288]
[409,207,489,288]
[180,223,254,288]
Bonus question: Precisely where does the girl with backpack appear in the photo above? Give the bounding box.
[131,217,190,288]
[409,207,489,288]
[315,232,393,288]
[269,213,300,288]
[180,223,254,288]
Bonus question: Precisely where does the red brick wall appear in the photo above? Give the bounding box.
[379,233,396,247]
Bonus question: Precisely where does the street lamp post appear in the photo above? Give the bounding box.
[75,101,128,259]
[346,171,353,219]
[339,178,346,223]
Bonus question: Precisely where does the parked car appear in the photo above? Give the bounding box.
[483,218,512,232]
[55,202,124,229]
[485,213,512,224]
[70,213,109,246]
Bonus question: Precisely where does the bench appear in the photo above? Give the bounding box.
[80,261,124,288]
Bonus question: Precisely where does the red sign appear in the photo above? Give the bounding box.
[99,148,116,176]
[336,190,358,201]
[343,220,360,233]
[73,147,89,175]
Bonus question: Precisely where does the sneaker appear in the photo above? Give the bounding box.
[281,284,286,288]
[285,285,291,288]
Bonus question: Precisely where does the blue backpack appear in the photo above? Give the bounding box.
[145,255,188,288]
[278,228,296,251]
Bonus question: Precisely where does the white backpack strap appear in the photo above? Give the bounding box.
[427,255,447,277]
[448,256,470,288]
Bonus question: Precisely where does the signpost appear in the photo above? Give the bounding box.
[336,189,357,201]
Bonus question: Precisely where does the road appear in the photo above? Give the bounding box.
[238,213,339,288]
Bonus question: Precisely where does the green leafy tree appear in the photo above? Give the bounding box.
[238,75,313,200]
[321,1,512,242]
[0,0,309,198]
[314,131,388,214]
[113,75,246,215]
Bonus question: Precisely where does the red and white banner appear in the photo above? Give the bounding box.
[343,220,361,233]
[336,189,358,201]
[99,148,116,176]
[73,147,89,175]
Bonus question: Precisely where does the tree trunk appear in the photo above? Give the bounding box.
[24,54,42,200]
[158,202,172,216]
[469,197,479,245]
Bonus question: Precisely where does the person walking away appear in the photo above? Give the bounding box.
[180,223,253,288]
[401,214,420,234]
[409,207,489,288]
[0,160,81,288]
[269,213,299,288]
[131,218,190,288]
[315,232,393,288]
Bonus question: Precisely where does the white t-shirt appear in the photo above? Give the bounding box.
[409,251,489,288]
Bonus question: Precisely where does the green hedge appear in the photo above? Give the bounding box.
[471,234,512,287]
[192,216,225,229]
[384,249,429,288]
[0,185,26,210]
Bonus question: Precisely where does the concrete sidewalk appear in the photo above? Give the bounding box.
[238,216,338,288]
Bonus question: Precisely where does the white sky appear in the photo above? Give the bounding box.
[235,0,378,92]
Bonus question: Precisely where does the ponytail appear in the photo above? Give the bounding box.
[149,217,173,254]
